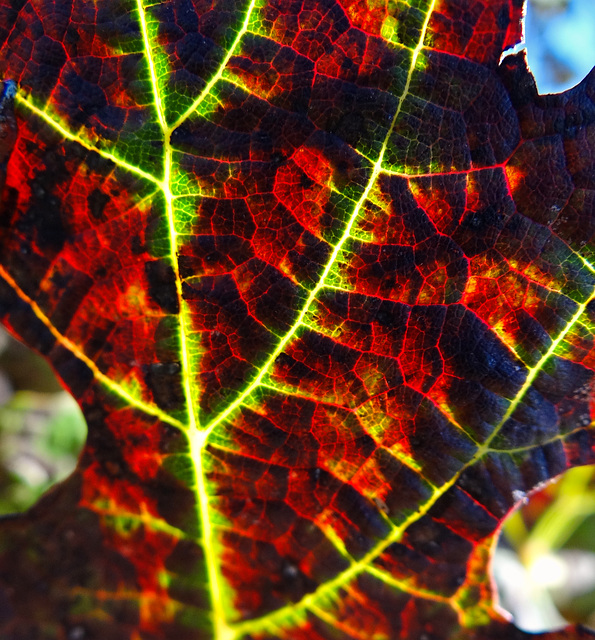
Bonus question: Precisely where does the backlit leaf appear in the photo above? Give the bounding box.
[0,1,595,638]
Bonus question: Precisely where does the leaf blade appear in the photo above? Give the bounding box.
[1,1,595,638]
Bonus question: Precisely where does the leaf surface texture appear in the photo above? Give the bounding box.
[0,1,595,638]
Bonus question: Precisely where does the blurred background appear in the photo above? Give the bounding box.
[0,0,594,632]
[0,330,85,514]
[524,0,595,94]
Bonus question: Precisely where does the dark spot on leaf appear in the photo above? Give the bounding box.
[497,7,508,31]
[130,234,145,254]
[299,171,314,189]
[87,189,110,220]
[145,361,183,411]
[145,260,179,314]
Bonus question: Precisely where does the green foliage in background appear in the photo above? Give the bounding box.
[0,330,86,514]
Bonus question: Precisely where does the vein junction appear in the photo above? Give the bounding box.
[8,1,595,638]
[133,1,260,637]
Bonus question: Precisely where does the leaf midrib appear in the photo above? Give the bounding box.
[134,1,260,637]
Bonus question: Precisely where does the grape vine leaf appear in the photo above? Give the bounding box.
[1,0,595,638]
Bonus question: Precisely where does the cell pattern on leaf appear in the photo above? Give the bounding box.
[0,0,595,639]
